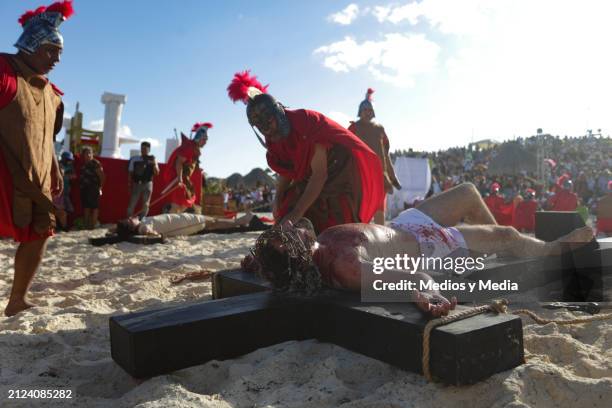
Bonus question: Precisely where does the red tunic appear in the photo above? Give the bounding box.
[161,136,200,208]
[484,194,514,226]
[513,199,537,232]
[597,218,612,233]
[0,55,55,242]
[549,190,578,211]
[267,109,384,231]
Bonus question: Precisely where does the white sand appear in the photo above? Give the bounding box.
[1,229,611,408]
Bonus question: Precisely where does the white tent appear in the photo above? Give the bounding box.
[386,157,431,219]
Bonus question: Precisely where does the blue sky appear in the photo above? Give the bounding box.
[2,1,611,177]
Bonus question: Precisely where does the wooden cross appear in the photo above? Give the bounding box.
[110,269,524,385]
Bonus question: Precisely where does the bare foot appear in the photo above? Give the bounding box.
[547,226,594,255]
[4,299,35,317]
[557,226,594,244]
[415,291,457,317]
[236,212,255,227]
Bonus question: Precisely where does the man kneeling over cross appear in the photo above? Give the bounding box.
[243,183,594,317]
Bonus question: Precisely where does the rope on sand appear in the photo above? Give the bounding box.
[169,269,213,284]
[422,299,612,382]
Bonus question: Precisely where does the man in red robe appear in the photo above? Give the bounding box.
[0,1,73,316]
[513,188,538,232]
[227,71,384,233]
[548,179,578,211]
[161,122,211,213]
[483,182,515,225]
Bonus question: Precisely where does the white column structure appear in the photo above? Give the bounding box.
[62,117,71,152]
[165,138,179,162]
[100,92,127,158]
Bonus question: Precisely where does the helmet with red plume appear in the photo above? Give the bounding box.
[358,88,375,118]
[227,70,290,147]
[191,122,213,146]
[15,1,74,54]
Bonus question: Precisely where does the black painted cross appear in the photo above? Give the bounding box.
[110,269,524,385]
[109,215,610,384]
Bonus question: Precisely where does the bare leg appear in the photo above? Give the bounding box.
[416,183,497,227]
[83,208,91,229]
[126,189,140,218]
[204,211,255,230]
[457,225,594,258]
[373,210,385,225]
[92,209,99,229]
[4,238,48,317]
[55,209,67,230]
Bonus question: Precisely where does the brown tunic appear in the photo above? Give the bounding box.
[0,54,63,233]
[280,144,362,234]
[348,120,399,194]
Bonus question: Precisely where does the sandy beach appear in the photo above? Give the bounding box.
[1,228,611,408]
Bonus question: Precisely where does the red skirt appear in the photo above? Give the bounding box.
[597,218,612,233]
[0,150,52,242]
[168,185,197,208]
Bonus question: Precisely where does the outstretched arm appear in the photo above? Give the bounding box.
[175,155,186,187]
[329,252,456,317]
[361,263,456,317]
[96,163,106,187]
[152,156,160,176]
[51,153,63,196]
[382,130,401,189]
[273,174,291,219]
[281,144,327,224]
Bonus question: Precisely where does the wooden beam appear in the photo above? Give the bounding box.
[90,234,165,246]
[111,270,524,384]
[466,242,610,301]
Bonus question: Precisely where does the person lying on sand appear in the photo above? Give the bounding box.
[243,183,594,317]
[109,211,262,238]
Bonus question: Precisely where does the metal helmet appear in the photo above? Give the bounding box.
[15,1,74,55]
[247,93,291,141]
[228,71,290,148]
[357,88,375,118]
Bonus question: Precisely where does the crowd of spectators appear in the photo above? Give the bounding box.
[392,134,611,214]
[53,135,610,232]
[223,184,274,212]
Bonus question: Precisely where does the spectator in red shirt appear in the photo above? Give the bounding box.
[549,179,579,211]
[514,189,538,232]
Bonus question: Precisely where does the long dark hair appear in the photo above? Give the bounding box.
[251,224,322,295]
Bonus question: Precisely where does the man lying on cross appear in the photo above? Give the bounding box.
[243,183,594,317]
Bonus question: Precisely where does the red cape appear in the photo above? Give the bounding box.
[549,190,578,211]
[484,194,514,226]
[513,199,537,231]
[161,135,201,208]
[0,55,17,110]
[266,109,384,223]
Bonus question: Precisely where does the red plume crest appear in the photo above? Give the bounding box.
[18,1,74,26]
[366,88,375,101]
[227,70,268,104]
[191,122,214,132]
